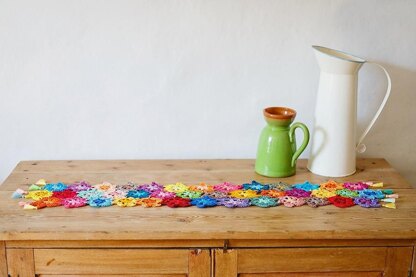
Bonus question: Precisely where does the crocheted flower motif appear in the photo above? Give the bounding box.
[126,190,150,199]
[320,180,344,191]
[77,189,103,200]
[162,197,191,208]
[268,182,291,191]
[89,197,113,208]
[285,188,311,198]
[189,183,214,193]
[30,200,47,209]
[242,181,269,192]
[336,189,359,198]
[53,189,77,199]
[328,196,355,208]
[306,197,330,208]
[103,189,127,199]
[44,182,68,192]
[25,190,53,200]
[229,189,258,199]
[354,197,381,208]
[343,182,369,190]
[204,191,229,199]
[93,182,115,192]
[62,197,87,208]
[177,190,203,199]
[116,182,138,191]
[68,181,92,192]
[191,196,218,208]
[293,181,320,191]
[137,198,162,208]
[41,197,62,207]
[164,183,189,193]
[358,189,385,200]
[279,196,306,207]
[260,190,286,198]
[213,182,242,193]
[113,197,137,207]
[137,182,164,193]
[250,196,278,208]
[151,190,176,200]
[311,188,337,198]
[217,197,250,208]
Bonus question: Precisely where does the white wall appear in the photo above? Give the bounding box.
[1,0,415,184]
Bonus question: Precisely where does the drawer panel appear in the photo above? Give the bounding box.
[237,247,387,273]
[34,249,189,275]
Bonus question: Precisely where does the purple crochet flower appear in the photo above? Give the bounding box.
[68,181,92,192]
[138,182,164,193]
[217,197,250,208]
[285,188,311,198]
[354,197,381,208]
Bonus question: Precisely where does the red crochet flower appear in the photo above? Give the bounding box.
[328,196,355,208]
[162,197,191,208]
[52,189,77,199]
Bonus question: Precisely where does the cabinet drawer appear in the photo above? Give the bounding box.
[34,249,189,275]
[237,247,387,272]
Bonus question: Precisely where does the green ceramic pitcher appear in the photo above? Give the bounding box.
[255,107,310,177]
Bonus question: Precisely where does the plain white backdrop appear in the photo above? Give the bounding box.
[0,0,415,184]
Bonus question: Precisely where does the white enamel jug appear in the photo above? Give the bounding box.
[307,46,391,177]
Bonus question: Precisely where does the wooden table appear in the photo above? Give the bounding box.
[0,159,415,277]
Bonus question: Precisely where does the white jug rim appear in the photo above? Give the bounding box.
[312,45,366,64]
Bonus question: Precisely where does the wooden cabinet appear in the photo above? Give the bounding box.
[1,159,416,276]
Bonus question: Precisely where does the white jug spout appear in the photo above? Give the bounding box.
[312,45,365,74]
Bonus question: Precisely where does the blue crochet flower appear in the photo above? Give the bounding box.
[358,189,385,199]
[89,197,113,208]
[242,181,269,192]
[77,189,103,200]
[44,182,68,192]
[126,190,150,198]
[250,196,278,208]
[292,181,320,191]
[191,196,218,208]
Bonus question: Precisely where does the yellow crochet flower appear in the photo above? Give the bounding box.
[311,189,336,198]
[164,182,188,193]
[230,189,258,199]
[25,190,52,200]
[113,197,137,207]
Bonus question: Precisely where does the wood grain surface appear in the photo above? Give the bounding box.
[0,159,415,241]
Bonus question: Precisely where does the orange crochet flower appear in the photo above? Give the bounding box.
[137,198,162,208]
[261,190,286,198]
[189,182,214,193]
[320,180,343,191]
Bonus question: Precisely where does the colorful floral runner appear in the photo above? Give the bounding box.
[11,179,398,210]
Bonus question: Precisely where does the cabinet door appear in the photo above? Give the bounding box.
[7,248,210,277]
[214,247,413,277]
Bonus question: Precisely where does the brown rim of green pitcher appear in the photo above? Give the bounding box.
[264,107,297,120]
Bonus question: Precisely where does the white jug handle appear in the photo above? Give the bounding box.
[356,62,391,153]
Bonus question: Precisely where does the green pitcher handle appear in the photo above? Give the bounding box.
[289,122,310,167]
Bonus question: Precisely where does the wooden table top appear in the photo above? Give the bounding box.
[1,158,415,241]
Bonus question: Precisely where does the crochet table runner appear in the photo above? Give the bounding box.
[11,179,398,210]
